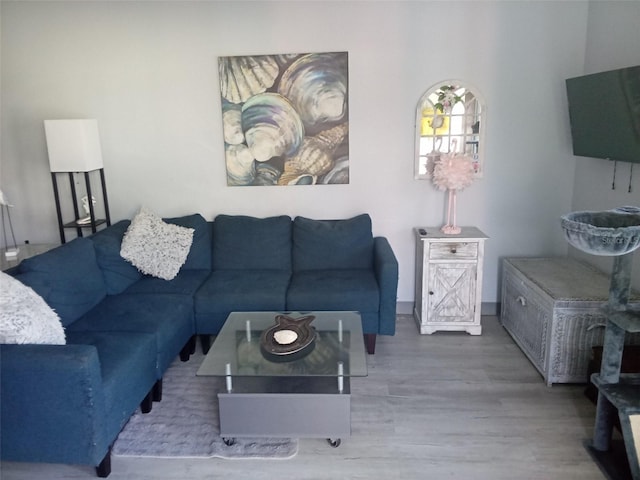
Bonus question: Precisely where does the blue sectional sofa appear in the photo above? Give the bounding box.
[0,212,398,476]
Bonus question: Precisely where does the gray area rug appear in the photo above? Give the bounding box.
[112,351,298,459]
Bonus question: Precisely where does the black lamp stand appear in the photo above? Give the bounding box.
[51,168,111,244]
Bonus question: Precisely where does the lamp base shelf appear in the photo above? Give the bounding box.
[63,219,107,229]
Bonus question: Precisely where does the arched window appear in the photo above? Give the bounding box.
[415,81,486,179]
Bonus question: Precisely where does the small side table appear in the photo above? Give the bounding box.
[1,244,57,271]
[413,226,487,335]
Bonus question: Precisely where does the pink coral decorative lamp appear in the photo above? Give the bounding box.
[432,143,475,235]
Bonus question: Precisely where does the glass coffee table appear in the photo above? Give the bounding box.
[197,311,367,447]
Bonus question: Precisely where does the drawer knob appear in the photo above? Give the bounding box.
[450,247,457,254]
[429,291,434,295]
[517,295,527,306]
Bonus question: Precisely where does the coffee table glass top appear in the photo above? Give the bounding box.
[197,311,367,377]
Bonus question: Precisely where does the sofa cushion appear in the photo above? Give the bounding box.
[164,214,212,270]
[17,238,107,326]
[292,214,374,271]
[286,269,380,312]
[0,271,66,345]
[124,269,210,296]
[212,215,292,270]
[120,207,194,281]
[194,269,290,334]
[90,220,143,294]
[66,293,194,375]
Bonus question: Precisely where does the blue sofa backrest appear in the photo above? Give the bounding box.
[292,214,374,271]
[212,214,292,270]
[90,220,143,294]
[164,213,212,270]
[89,214,213,294]
[15,238,107,326]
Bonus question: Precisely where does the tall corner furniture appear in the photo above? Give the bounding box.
[51,169,111,244]
[413,226,487,335]
[589,306,640,480]
[588,251,640,480]
[44,119,111,244]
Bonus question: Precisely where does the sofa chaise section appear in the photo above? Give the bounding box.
[0,328,158,477]
[2,236,195,476]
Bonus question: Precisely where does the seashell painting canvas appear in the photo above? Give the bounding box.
[218,52,349,186]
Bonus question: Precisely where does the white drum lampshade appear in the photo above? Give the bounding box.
[44,119,104,172]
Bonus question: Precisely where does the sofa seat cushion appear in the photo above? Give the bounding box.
[16,238,107,326]
[90,220,142,294]
[293,214,374,271]
[124,269,210,296]
[286,269,380,313]
[66,294,194,375]
[213,215,292,270]
[194,270,290,334]
[65,330,157,442]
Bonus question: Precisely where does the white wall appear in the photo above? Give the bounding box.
[0,1,590,306]
[570,0,640,287]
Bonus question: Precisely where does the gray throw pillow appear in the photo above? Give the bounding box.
[0,271,66,345]
[120,207,194,280]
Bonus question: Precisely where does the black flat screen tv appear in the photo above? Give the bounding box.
[566,65,640,163]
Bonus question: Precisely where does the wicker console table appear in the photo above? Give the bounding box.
[500,257,640,386]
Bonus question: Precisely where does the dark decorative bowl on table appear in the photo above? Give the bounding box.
[260,314,317,362]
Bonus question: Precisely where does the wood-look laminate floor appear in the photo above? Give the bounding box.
[0,316,608,480]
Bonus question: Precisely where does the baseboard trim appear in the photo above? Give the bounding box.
[482,302,500,316]
[396,302,413,315]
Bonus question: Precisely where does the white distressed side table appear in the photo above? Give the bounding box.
[413,226,487,335]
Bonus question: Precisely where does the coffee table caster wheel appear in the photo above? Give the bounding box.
[223,437,236,446]
[327,438,341,448]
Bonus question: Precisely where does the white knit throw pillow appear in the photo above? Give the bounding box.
[120,207,194,280]
[0,271,66,345]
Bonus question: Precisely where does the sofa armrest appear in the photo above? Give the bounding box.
[0,344,109,466]
[373,236,399,335]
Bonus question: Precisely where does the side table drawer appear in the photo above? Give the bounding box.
[429,242,478,260]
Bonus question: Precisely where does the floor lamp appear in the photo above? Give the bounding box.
[44,119,110,243]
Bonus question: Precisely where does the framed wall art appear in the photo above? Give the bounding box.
[219,51,349,186]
